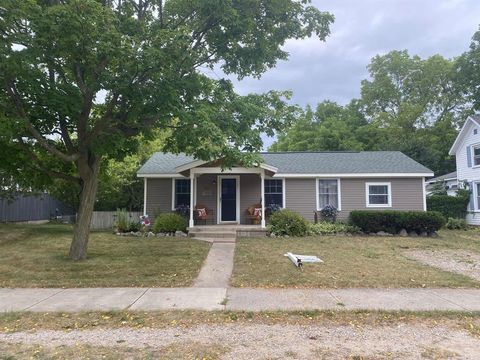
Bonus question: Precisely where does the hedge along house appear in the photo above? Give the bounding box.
[137,151,433,229]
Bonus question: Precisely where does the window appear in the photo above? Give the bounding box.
[474,129,478,135]
[174,179,191,208]
[476,183,480,210]
[264,179,283,207]
[366,182,391,207]
[473,146,480,166]
[317,179,340,210]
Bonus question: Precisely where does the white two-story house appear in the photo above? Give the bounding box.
[449,115,480,225]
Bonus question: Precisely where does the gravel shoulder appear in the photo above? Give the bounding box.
[405,250,480,282]
[1,323,480,359]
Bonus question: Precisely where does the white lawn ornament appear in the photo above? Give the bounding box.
[284,252,323,269]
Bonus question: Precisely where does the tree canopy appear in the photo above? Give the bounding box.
[0,0,334,259]
[271,48,475,175]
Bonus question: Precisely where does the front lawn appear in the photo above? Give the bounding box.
[232,229,480,288]
[0,224,210,288]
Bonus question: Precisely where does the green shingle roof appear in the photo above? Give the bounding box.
[138,151,432,175]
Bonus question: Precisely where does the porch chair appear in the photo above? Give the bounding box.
[245,203,262,225]
[194,204,215,225]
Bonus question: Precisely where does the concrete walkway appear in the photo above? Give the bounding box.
[193,243,235,288]
[2,287,480,313]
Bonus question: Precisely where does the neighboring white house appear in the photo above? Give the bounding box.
[449,115,480,225]
[425,171,458,196]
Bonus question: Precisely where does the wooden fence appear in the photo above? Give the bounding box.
[0,193,74,223]
[90,211,143,230]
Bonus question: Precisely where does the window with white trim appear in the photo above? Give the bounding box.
[264,179,283,207]
[366,182,391,207]
[476,183,480,210]
[473,145,480,166]
[174,179,191,208]
[317,179,339,210]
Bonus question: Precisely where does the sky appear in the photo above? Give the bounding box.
[229,0,480,106]
[205,0,480,147]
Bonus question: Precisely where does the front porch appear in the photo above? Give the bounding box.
[177,161,278,229]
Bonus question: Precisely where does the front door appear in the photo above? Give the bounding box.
[220,177,237,222]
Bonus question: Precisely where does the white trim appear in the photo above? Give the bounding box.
[189,172,194,227]
[175,159,207,173]
[143,178,147,215]
[192,167,264,175]
[449,116,480,155]
[316,178,341,211]
[264,177,286,209]
[471,143,480,168]
[171,177,192,211]
[366,182,392,208]
[261,170,266,228]
[275,173,433,178]
[474,181,480,211]
[139,172,433,178]
[176,161,277,174]
[422,177,427,211]
[217,175,241,224]
[138,173,185,178]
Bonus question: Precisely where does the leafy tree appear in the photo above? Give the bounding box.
[271,100,379,152]
[272,50,470,175]
[0,0,333,260]
[360,50,470,174]
[457,27,480,111]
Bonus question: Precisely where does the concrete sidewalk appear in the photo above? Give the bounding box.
[2,287,480,313]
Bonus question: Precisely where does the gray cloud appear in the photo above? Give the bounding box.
[223,0,480,106]
[216,0,480,148]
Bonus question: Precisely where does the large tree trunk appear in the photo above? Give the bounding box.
[69,156,101,260]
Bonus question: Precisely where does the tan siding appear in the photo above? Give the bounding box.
[285,178,317,221]
[240,174,261,224]
[339,178,424,219]
[146,178,172,216]
[196,174,217,218]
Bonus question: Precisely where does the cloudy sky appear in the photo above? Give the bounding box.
[212,0,480,148]
[210,0,480,109]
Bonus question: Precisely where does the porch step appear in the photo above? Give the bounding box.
[188,231,236,239]
[188,226,238,243]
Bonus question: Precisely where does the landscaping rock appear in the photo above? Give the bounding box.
[429,231,439,237]
[175,231,188,237]
[369,232,377,236]
[147,231,155,237]
[408,231,418,237]
[270,233,276,238]
[419,231,429,237]
[376,231,392,237]
[398,229,408,237]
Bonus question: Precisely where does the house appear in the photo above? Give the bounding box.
[425,171,458,196]
[137,151,433,229]
[449,115,480,225]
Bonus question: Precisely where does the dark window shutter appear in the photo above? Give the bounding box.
[469,182,475,210]
[467,146,472,167]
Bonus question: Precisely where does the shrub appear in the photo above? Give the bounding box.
[349,210,445,234]
[115,208,139,233]
[445,217,469,230]
[153,212,188,233]
[308,221,360,235]
[426,191,469,219]
[268,209,309,237]
[319,205,338,223]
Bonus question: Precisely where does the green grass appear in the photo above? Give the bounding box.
[0,223,210,288]
[232,229,480,288]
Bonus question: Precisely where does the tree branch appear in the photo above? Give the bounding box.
[4,79,81,162]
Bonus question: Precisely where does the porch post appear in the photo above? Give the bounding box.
[260,170,266,228]
[189,171,194,228]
